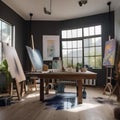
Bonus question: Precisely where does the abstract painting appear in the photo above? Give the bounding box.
[103,39,116,66]
[47,40,55,57]
[26,46,43,71]
[43,35,60,60]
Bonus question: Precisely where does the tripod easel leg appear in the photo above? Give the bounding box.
[103,82,113,95]
[109,83,118,99]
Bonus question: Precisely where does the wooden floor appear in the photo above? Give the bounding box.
[0,86,119,120]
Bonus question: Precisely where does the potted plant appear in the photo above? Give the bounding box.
[0,59,12,93]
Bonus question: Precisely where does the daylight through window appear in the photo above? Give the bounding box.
[0,19,13,62]
[61,25,102,69]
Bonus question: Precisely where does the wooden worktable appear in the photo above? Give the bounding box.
[26,70,97,104]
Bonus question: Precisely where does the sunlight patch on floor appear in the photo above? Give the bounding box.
[26,93,39,98]
[65,103,101,112]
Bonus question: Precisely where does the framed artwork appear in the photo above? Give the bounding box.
[43,35,60,61]
[103,39,116,66]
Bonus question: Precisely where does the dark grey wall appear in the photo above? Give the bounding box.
[26,21,62,53]
[0,1,115,86]
[0,1,26,69]
[27,12,114,86]
[24,21,62,70]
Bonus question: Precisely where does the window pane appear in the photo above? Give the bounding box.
[95,25,101,35]
[72,41,77,48]
[84,48,89,56]
[78,40,82,48]
[62,30,67,38]
[78,48,82,57]
[68,49,72,57]
[84,57,89,65]
[62,41,67,48]
[72,29,77,38]
[0,20,12,62]
[89,38,95,46]
[67,30,72,38]
[84,39,89,47]
[84,27,89,36]
[89,26,94,36]
[96,47,101,55]
[67,41,72,48]
[2,22,11,45]
[62,49,67,57]
[68,58,72,67]
[77,28,82,37]
[73,58,77,67]
[63,57,67,68]
[96,56,102,68]
[90,57,95,68]
[73,49,77,57]
[90,47,95,56]
[78,57,82,64]
[95,37,101,46]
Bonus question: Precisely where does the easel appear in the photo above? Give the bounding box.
[27,34,38,91]
[9,79,26,100]
[103,36,115,95]
[3,43,26,100]
[103,66,113,95]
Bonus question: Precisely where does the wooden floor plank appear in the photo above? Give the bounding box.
[0,87,118,120]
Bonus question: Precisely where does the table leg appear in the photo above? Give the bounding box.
[45,79,49,94]
[40,78,44,101]
[77,80,82,104]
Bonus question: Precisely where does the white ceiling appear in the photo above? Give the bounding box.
[2,0,120,21]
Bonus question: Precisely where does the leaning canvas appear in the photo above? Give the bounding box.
[26,46,43,71]
[3,43,26,82]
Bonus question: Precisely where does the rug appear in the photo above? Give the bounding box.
[44,92,77,110]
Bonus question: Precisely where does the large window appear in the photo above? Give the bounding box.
[61,25,102,69]
[0,19,13,62]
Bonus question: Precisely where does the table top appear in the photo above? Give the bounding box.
[26,70,97,80]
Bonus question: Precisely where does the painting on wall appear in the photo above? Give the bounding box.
[26,46,43,71]
[43,35,60,61]
[103,39,116,66]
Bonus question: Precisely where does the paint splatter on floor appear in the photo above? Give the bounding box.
[44,92,77,110]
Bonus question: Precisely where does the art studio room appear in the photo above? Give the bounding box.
[0,0,120,120]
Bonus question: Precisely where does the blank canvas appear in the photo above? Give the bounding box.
[3,43,26,82]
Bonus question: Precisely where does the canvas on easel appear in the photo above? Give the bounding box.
[26,46,43,71]
[103,39,116,66]
[3,43,26,99]
[103,39,116,95]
